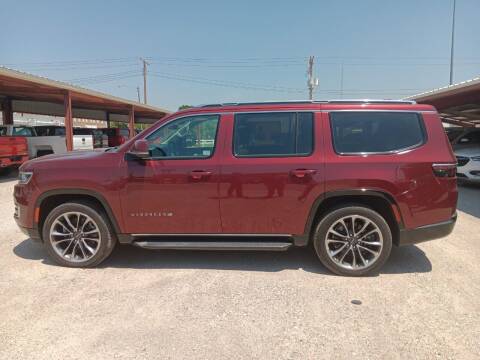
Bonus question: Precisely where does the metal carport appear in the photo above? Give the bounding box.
[408,77,480,128]
[0,67,170,150]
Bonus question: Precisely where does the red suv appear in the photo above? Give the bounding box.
[14,100,458,276]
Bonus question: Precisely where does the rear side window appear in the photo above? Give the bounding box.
[12,127,35,137]
[234,112,313,157]
[330,112,425,154]
[73,128,92,135]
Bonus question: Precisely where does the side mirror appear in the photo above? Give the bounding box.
[128,139,150,159]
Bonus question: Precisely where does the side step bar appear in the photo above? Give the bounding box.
[132,241,292,251]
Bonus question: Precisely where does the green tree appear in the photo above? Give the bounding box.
[178,104,193,110]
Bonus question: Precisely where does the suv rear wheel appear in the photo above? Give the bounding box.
[42,202,116,267]
[313,206,392,276]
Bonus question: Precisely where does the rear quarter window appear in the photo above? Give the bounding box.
[329,112,426,154]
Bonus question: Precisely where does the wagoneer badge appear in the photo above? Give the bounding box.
[130,212,173,217]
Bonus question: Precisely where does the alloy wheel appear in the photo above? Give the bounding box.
[325,215,383,270]
[49,211,101,263]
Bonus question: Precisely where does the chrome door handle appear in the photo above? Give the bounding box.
[190,170,212,180]
[290,169,316,178]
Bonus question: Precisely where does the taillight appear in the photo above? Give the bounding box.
[432,163,456,178]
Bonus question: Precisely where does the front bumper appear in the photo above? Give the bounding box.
[456,157,480,181]
[16,223,42,242]
[398,213,457,246]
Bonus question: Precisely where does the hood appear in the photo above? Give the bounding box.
[454,146,480,157]
[20,149,117,171]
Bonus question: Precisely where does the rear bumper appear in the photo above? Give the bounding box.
[398,213,457,246]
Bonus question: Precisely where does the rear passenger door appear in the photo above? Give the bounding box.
[219,112,324,235]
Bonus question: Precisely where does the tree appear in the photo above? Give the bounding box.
[178,104,192,110]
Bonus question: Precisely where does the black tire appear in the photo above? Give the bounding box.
[42,202,116,267]
[313,206,392,276]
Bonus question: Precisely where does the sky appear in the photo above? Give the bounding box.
[1,0,479,111]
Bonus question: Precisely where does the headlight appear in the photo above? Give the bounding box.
[471,156,480,162]
[18,171,33,184]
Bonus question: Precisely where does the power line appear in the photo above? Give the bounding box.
[149,71,306,94]
[64,71,141,85]
[1,57,138,66]
[149,71,426,95]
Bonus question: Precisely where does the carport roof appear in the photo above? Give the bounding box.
[408,77,480,127]
[0,67,171,124]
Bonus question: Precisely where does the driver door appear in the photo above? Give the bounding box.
[121,114,223,234]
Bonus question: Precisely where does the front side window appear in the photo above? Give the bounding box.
[234,112,313,157]
[146,114,219,159]
[330,112,425,154]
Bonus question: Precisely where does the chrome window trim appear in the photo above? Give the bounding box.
[320,109,437,114]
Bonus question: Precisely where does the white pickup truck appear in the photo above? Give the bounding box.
[0,125,67,158]
[34,126,94,151]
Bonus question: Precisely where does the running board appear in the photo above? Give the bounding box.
[132,241,292,251]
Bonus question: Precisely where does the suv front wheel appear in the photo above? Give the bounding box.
[42,202,116,267]
[313,206,392,276]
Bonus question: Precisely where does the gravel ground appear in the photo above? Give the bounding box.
[0,170,479,359]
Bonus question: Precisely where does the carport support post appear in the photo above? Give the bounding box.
[106,111,110,128]
[1,97,13,125]
[64,91,73,151]
[128,106,135,139]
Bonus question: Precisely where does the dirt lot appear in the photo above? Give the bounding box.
[0,170,479,360]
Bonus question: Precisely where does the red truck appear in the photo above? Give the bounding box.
[0,134,29,171]
[14,100,458,276]
[99,128,130,147]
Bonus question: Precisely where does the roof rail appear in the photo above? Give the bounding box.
[195,99,416,108]
[326,99,416,104]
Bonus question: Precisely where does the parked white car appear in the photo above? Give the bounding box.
[450,128,480,181]
[0,125,67,158]
[455,147,480,181]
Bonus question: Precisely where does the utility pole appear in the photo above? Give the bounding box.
[307,56,318,100]
[140,58,150,104]
[449,0,457,85]
[136,86,141,102]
